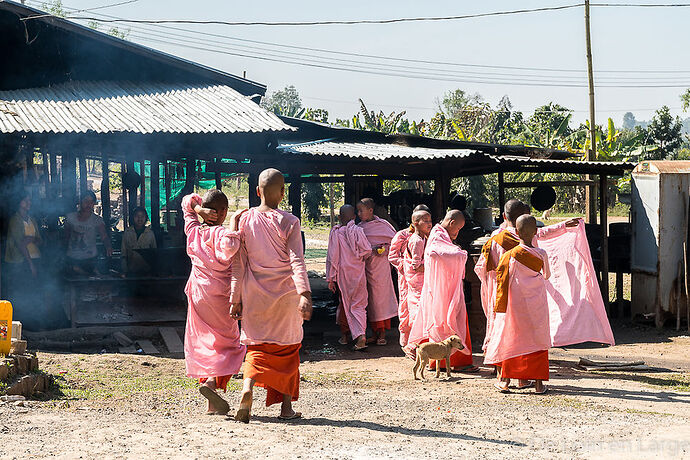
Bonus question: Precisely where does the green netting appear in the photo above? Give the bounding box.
[133,160,247,220]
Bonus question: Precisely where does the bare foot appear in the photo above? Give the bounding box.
[199,380,229,415]
[353,335,367,351]
[234,390,253,423]
[535,380,548,394]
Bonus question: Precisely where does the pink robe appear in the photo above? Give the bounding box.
[182,194,246,379]
[402,233,426,347]
[389,229,412,345]
[230,208,310,346]
[408,225,472,357]
[358,216,398,323]
[537,220,615,346]
[326,221,372,339]
[484,244,552,365]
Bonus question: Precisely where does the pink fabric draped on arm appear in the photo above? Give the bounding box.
[389,229,412,345]
[536,219,615,346]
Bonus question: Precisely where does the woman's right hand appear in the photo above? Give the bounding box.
[195,206,218,224]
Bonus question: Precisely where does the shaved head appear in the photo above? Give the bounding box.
[413,204,430,213]
[504,199,527,226]
[258,168,285,190]
[516,214,537,244]
[257,168,285,208]
[441,209,466,240]
[411,209,430,223]
[339,204,356,225]
[358,197,375,210]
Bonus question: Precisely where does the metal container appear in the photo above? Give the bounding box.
[631,161,690,326]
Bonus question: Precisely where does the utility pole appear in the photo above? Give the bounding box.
[585,0,598,223]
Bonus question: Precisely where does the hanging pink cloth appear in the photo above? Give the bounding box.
[484,244,552,365]
[537,219,615,346]
[408,225,472,356]
[181,194,246,379]
[326,221,372,339]
[358,216,398,322]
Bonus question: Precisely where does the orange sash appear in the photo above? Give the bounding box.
[494,246,544,313]
[480,230,520,272]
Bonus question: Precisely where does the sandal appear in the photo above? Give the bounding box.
[535,385,549,395]
[353,344,368,352]
[376,338,387,346]
[493,382,511,393]
[278,412,302,421]
[515,381,534,390]
[454,365,480,373]
[338,337,348,345]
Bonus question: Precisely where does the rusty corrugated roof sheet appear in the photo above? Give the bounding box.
[633,161,690,174]
[493,155,636,169]
[0,81,293,134]
[278,140,481,161]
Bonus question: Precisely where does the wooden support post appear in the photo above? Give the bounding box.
[150,159,161,235]
[126,161,136,226]
[101,154,111,233]
[214,158,222,190]
[164,161,171,229]
[344,173,356,205]
[61,153,77,214]
[49,152,59,196]
[498,172,506,212]
[599,174,609,313]
[248,172,260,207]
[78,155,87,195]
[140,159,147,208]
[41,151,49,190]
[289,179,302,221]
[432,171,451,223]
[329,181,335,228]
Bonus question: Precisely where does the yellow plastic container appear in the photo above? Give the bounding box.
[0,300,12,356]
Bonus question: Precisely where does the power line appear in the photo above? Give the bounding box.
[26,0,690,77]
[61,4,585,26]
[20,0,138,20]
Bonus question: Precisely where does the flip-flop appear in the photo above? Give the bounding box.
[353,344,368,352]
[493,382,511,393]
[199,386,230,415]
[376,338,387,346]
[515,381,534,390]
[535,386,549,395]
[338,337,348,345]
[278,412,302,421]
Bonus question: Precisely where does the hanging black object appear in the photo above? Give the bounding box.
[531,185,557,211]
[123,171,141,190]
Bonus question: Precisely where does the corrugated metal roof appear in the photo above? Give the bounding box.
[492,155,636,169]
[278,140,481,161]
[0,81,293,134]
[633,161,690,174]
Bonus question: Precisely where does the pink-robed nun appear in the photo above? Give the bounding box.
[389,228,412,345]
[326,206,372,350]
[182,193,246,394]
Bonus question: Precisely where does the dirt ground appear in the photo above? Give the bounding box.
[2,320,690,460]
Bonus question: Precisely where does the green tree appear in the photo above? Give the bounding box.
[682,89,690,112]
[646,106,683,159]
[302,182,327,222]
[261,86,304,118]
[622,112,637,130]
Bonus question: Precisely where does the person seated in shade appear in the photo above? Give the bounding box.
[64,191,113,276]
[120,206,157,275]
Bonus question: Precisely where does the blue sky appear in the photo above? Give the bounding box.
[33,0,690,125]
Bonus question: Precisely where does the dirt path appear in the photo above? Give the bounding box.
[2,324,690,459]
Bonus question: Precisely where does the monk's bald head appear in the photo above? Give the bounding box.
[441,209,466,240]
[413,204,430,213]
[257,168,285,208]
[411,210,429,224]
[516,214,537,244]
[339,204,356,225]
[504,199,527,226]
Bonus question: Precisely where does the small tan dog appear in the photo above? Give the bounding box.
[413,335,465,380]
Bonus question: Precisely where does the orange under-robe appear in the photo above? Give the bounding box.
[500,350,549,381]
[244,343,301,407]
